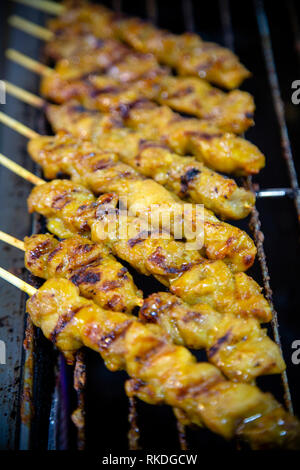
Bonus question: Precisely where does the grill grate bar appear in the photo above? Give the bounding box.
[146,0,157,24]
[182,0,195,33]
[255,0,300,223]
[218,0,294,413]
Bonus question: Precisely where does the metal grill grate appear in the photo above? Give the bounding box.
[1,0,300,451]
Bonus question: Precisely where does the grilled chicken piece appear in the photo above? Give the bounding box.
[46,102,255,220]
[140,292,284,383]
[27,180,271,322]
[28,131,256,272]
[120,102,265,176]
[44,36,254,133]
[24,233,142,313]
[40,72,264,175]
[48,1,250,89]
[22,234,282,382]
[27,277,300,449]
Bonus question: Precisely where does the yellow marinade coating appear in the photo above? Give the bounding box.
[44,36,254,133]
[40,72,264,175]
[46,102,255,220]
[48,1,250,89]
[28,131,257,272]
[26,277,300,449]
[140,292,284,383]
[27,180,270,322]
[24,233,142,312]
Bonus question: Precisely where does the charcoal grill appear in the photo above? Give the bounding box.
[0,0,300,451]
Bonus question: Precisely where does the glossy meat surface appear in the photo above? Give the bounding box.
[44,36,254,133]
[24,233,142,312]
[48,1,250,89]
[140,292,284,383]
[28,131,257,272]
[46,102,255,220]
[26,278,300,448]
[27,180,271,322]
[41,72,264,175]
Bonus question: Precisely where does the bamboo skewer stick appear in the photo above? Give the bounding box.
[4,81,44,108]
[0,111,39,139]
[12,0,64,15]
[6,49,53,76]
[8,15,54,41]
[0,152,45,186]
[0,231,25,251]
[0,266,37,296]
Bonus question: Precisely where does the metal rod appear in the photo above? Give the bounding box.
[256,188,300,198]
[246,178,294,414]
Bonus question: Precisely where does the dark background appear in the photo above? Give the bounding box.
[0,0,300,451]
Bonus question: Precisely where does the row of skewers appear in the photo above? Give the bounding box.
[0,0,299,449]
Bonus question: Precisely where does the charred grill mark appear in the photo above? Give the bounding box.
[101,280,122,291]
[148,248,192,274]
[50,305,86,343]
[117,267,128,279]
[90,85,121,97]
[128,230,151,248]
[51,192,71,210]
[99,194,116,205]
[187,131,223,140]
[70,267,101,286]
[48,244,64,263]
[163,86,194,99]
[68,104,99,115]
[182,310,203,323]
[105,295,123,310]
[134,340,167,365]
[139,302,159,323]
[98,319,133,351]
[117,98,152,120]
[92,158,113,171]
[244,254,254,267]
[180,168,201,195]
[28,239,53,264]
[207,330,232,358]
[138,139,169,151]
[176,374,223,400]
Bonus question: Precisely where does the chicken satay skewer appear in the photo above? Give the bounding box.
[4,80,255,221]
[0,107,258,274]
[8,16,255,133]
[0,154,287,386]
[0,225,286,383]
[0,132,270,323]
[5,49,264,176]
[11,0,250,90]
[0,265,299,448]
